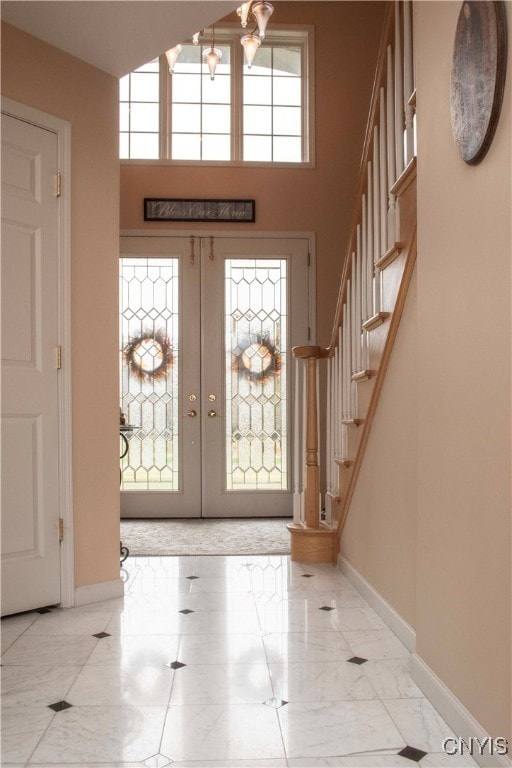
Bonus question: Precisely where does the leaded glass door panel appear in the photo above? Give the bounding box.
[119,235,309,519]
[120,237,201,517]
[201,238,309,517]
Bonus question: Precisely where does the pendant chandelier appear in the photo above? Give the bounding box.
[164,43,182,73]
[238,1,274,39]
[165,1,274,79]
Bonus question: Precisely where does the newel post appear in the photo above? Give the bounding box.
[288,346,337,564]
[300,347,321,527]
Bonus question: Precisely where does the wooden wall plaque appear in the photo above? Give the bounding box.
[144,198,255,223]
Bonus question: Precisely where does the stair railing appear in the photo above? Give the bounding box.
[288,0,417,563]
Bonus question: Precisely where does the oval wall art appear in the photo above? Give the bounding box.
[450,1,508,164]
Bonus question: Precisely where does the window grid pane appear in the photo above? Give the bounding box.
[243,44,303,162]
[119,59,160,159]
[171,43,231,161]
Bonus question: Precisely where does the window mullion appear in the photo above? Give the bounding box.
[233,37,242,162]
[305,32,314,165]
[301,42,307,163]
[127,74,132,158]
[270,46,274,162]
[200,49,204,161]
[160,54,170,160]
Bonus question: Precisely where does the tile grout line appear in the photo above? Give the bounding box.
[3,554,454,766]
[20,621,107,767]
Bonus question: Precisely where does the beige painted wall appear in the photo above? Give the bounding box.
[2,0,510,744]
[341,268,418,629]
[1,1,385,593]
[415,1,511,741]
[120,1,386,347]
[1,23,121,589]
[340,0,511,743]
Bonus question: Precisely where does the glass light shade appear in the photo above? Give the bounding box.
[241,34,261,68]
[251,1,274,39]
[237,2,252,28]
[203,47,223,80]
[192,32,201,45]
[165,44,182,73]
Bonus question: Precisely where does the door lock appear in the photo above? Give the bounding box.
[207,410,217,418]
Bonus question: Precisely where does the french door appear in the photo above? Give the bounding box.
[120,235,310,518]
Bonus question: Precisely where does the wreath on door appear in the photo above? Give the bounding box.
[123,328,173,381]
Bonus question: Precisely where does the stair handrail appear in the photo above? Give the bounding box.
[325,0,407,356]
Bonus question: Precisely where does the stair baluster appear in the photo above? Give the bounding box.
[289,0,417,564]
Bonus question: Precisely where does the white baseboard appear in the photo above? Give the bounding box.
[74,577,124,607]
[337,554,416,652]
[337,556,510,768]
[411,654,512,768]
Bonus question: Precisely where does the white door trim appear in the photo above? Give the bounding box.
[2,98,74,608]
[120,228,317,345]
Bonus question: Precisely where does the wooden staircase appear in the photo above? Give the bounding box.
[288,0,417,563]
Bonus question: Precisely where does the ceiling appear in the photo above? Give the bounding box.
[0,1,241,77]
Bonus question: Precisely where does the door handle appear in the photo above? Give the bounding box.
[187,409,198,418]
[207,410,217,418]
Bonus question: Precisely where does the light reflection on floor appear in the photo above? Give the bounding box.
[1,555,474,768]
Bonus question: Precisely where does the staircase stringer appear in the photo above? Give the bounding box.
[335,192,417,549]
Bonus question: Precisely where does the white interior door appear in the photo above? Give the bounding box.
[1,114,62,616]
[119,235,310,519]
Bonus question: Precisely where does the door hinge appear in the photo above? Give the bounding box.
[56,172,62,197]
[308,252,311,267]
[59,518,64,542]
[308,326,311,341]
[56,346,62,370]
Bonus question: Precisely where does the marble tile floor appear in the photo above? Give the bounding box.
[1,555,478,768]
